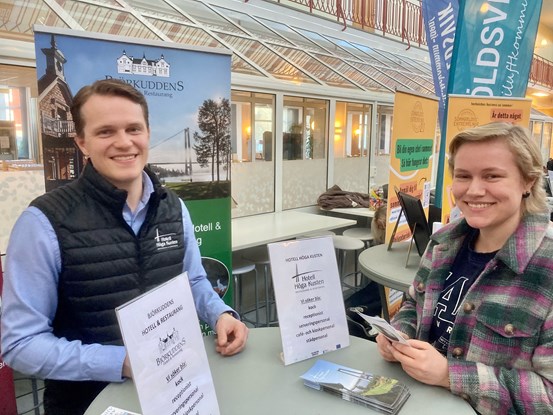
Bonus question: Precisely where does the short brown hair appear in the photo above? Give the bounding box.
[448,122,547,215]
[71,78,149,136]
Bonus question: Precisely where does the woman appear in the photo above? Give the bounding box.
[376,122,553,414]
[371,203,387,245]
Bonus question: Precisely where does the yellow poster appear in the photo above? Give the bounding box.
[440,95,532,223]
[385,89,438,317]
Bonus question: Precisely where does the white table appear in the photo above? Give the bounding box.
[358,242,420,321]
[85,328,475,415]
[321,207,375,218]
[232,211,355,251]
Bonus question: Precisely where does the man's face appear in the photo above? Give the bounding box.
[75,94,149,193]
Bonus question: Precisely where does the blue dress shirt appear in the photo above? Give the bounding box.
[0,173,233,382]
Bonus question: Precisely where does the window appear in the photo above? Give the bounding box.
[532,121,544,160]
[377,105,393,155]
[0,65,39,162]
[0,86,29,159]
[230,90,275,217]
[231,91,274,162]
[282,95,328,209]
[544,122,552,162]
[334,101,371,158]
[282,96,327,160]
[333,101,373,193]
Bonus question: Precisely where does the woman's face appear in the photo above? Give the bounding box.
[451,139,532,239]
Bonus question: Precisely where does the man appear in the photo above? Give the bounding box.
[0,79,248,414]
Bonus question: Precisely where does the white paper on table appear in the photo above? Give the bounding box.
[268,236,350,365]
[101,406,141,415]
[116,273,220,415]
[355,312,411,346]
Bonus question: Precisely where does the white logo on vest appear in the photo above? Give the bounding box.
[154,228,179,251]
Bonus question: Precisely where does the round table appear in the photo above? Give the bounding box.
[85,328,474,415]
[358,242,421,320]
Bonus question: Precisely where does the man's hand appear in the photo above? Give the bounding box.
[122,354,133,379]
[388,339,450,389]
[214,312,249,356]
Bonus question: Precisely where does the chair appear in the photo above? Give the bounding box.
[231,255,259,327]
[298,230,336,239]
[342,227,374,248]
[241,246,278,327]
[332,235,365,294]
[13,373,44,415]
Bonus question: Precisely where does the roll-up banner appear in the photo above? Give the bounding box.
[385,89,439,317]
[435,0,543,207]
[440,95,532,223]
[421,0,459,128]
[33,27,233,334]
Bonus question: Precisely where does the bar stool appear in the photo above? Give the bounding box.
[332,235,365,293]
[298,230,336,239]
[231,255,259,327]
[241,245,278,327]
[343,227,374,248]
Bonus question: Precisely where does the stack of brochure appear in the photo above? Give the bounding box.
[300,360,410,414]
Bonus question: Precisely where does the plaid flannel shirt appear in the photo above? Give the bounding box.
[392,212,553,414]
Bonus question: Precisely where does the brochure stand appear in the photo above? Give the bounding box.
[387,205,416,268]
[387,188,431,267]
[267,236,350,365]
[116,273,220,415]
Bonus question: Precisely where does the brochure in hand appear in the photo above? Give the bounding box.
[300,360,410,415]
[354,312,411,346]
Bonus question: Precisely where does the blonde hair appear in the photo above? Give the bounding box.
[371,204,387,245]
[448,122,547,215]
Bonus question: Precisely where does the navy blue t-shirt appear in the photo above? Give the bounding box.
[429,229,497,355]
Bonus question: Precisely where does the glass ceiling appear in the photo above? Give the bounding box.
[0,0,434,96]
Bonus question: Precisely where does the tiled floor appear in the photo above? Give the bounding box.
[13,371,44,415]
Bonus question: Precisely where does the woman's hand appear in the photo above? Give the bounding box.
[376,333,401,362]
[388,339,450,389]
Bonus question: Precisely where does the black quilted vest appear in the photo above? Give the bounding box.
[31,163,185,414]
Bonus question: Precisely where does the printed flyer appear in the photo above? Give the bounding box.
[116,273,220,415]
[385,89,438,246]
[268,236,350,365]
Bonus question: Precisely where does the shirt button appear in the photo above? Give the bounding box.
[460,393,470,401]
[504,324,515,336]
[452,347,463,357]
[416,282,425,292]
[463,302,474,313]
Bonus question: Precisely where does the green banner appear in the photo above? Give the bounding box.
[184,197,232,335]
[396,139,433,172]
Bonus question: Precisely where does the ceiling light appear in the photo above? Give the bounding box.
[532,92,549,97]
